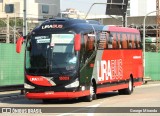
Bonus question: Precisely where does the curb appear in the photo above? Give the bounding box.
[143,80,160,85]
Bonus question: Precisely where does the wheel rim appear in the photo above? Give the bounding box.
[128,79,132,91]
[88,84,94,101]
[90,85,94,96]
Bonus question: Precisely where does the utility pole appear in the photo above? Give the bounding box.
[6,15,10,43]
[23,0,27,36]
[14,13,16,44]
[156,0,160,52]
[122,13,127,27]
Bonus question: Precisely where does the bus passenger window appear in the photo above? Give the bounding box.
[117,33,121,48]
[127,34,132,48]
[87,36,95,51]
[108,32,113,48]
[84,35,88,50]
[112,33,117,49]
[122,34,128,48]
[131,34,136,48]
[136,34,141,48]
[98,31,108,49]
[82,34,95,64]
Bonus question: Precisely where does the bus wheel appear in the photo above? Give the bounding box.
[85,82,96,102]
[127,77,134,94]
[118,77,133,95]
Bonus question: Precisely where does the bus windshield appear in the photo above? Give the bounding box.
[25,34,77,75]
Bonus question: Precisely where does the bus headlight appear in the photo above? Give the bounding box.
[24,83,35,89]
[65,79,79,88]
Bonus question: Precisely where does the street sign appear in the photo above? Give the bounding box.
[106,0,128,16]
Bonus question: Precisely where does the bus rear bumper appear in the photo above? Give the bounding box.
[26,90,90,99]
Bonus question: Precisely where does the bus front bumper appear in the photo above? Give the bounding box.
[26,90,90,99]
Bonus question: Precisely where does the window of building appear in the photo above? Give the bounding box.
[42,5,49,14]
[127,10,130,16]
[5,4,14,13]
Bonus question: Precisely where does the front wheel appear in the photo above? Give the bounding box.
[85,82,96,102]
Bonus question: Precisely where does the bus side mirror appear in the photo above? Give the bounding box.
[16,37,24,53]
[74,34,81,51]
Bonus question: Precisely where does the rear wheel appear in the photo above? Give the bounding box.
[118,77,133,95]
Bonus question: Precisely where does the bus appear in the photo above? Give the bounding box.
[16,18,143,102]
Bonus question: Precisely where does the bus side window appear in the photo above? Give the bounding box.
[82,34,94,64]
[127,33,132,48]
[108,32,113,48]
[87,35,95,51]
[122,33,128,48]
[105,32,108,49]
[117,33,121,48]
[98,31,108,49]
[84,34,88,51]
[134,34,139,49]
[131,34,136,48]
[136,34,141,48]
[112,33,117,49]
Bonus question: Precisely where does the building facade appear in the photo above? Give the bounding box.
[0,0,60,19]
[128,0,156,16]
[0,0,60,43]
[60,8,85,19]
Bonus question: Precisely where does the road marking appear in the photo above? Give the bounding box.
[87,104,100,116]
[57,104,100,116]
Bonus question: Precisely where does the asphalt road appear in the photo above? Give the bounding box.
[0,82,160,116]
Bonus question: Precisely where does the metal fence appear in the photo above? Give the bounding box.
[0,43,24,87]
[145,52,160,80]
[145,37,160,80]
[0,17,43,43]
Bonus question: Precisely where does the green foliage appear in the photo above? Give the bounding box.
[9,18,23,27]
[0,20,6,26]
[0,18,23,27]
[16,18,23,26]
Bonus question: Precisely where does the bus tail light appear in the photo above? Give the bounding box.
[16,37,24,53]
[74,34,81,51]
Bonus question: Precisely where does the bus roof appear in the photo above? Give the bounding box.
[32,18,139,34]
[106,26,140,34]
[32,18,102,34]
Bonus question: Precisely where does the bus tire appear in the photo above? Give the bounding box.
[85,82,96,102]
[125,77,133,94]
[118,77,133,95]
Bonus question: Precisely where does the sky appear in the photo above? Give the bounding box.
[60,0,107,15]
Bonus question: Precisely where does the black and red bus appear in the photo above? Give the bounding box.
[16,18,143,102]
